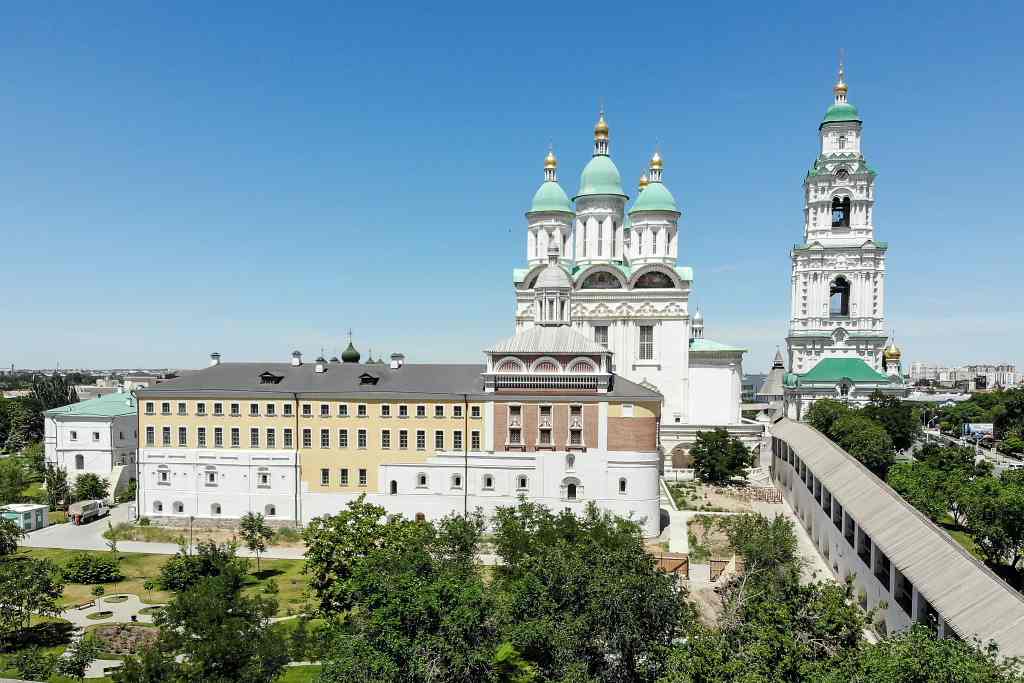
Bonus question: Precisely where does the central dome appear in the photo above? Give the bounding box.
[575,155,626,199]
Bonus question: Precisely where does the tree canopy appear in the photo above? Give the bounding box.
[690,428,751,485]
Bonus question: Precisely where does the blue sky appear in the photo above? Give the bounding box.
[2,1,1021,373]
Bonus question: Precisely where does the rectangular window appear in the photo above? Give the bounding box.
[231,427,240,448]
[399,430,409,449]
[509,428,522,445]
[471,405,481,419]
[453,430,463,450]
[639,325,654,360]
[178,427,187,447]
[453,405,463,418]
[380,404,391,417]
[283,403,293,416]
[197,402,206,415]
[357,429,367,449]
[214,402,223,416]
[266,403,276,417]
[230,403,240,417]
[258,472,270,487]
[161,402,171,415]
[416,405,426,418]
[302,403,312,417]
[359,468,367,486]
[177,402,187,416]
[145,426,155,446]
[399,405,409,418]
[320,468,330,486]
[145,401,155,415]
[434,405,445,418]
[214,427,224,448]
[266,429,276,448]
[302,429,312,448]
[92,431,101,441]
[158,470,169,483]
[594,325,609,348]
[320,403,330,417]
[320,429,330,448]
[206,470,216,485]
[434,430,444,450]
[161,427,171,447]
[471,430,480,451]
[416,430,426,450]
[357,404,367,418]
[339,404,348,417]
[250,403,259,417]
[283,428,293,448]
[381,429,391,449]
[339,429,348,448]
[250,428,259,448]
[340,468,349,485]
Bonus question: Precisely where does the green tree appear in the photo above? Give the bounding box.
[157,539,246,592]
[20,441,45,480]
[13,646,58,680]
[45,463,70,510]
[813,625,1024,682]
[995,388,1024,440]
[111,643,179,682]
[3,398,40,452]
[960,475,1024,571]
[1003,433,1024,456]
[56,634,101,681]
[156,565,289,683]
[832,413,895,478]
[31,372,78,412]
[862,391,922,451]
[0,557,65,634]
[886,463,947,522]
[0,516,26,556]
[0,457,28,504]
[806,398,853,438]
[239,511,274,572]
[690,428,751,485]
[72,472,110,501]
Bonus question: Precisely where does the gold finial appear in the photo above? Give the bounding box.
[544,147,557,170]
[834,48,848,95]
[650,150,663,170]
[638,172,649,190]
[594,109,609,140]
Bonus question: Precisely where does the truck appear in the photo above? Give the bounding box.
[67,499,109,525]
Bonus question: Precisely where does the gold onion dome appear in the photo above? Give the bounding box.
[884,343,902,360]
[650,150,663,170]
[594,111,609,139]
[544,149,557,169]
[834,78,848,95]
[638,173,649,190]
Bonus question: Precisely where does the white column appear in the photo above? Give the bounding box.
[597,402,608,450]
[484,402,495,451]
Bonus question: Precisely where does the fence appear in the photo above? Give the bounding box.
[712,486,783,504]
[652,553,689,578]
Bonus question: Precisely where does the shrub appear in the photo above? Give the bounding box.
[63,553,123,584]
[13,647,57,679]
[272,526,302,543]
[138,517,151,527]
[158,540,246,592]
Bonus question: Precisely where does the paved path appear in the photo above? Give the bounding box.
[23,505,305,559]
[59,593,165,678]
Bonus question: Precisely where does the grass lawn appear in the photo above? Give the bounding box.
[938,514,984,561]
[279,664,322,681]
[19,548,311,616]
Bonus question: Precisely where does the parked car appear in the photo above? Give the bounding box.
[68,499,109,525]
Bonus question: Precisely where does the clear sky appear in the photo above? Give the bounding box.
[2,1,1022,373]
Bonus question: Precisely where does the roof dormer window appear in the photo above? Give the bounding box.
[259,372,283,385]
[359,373,379,385]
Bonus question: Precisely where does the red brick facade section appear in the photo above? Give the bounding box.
[494,401,600,451]
[607,416,658,452]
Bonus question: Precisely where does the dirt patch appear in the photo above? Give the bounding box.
[665,482,753,513]
[688,584,725,626]
[92,624,159,655]
[688,517,733,559]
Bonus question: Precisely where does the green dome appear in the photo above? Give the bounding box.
[629,182,679,214]
[575,155,627,199]
[822,102,861,125]
[529,181,573,213]
[341,342,360,363]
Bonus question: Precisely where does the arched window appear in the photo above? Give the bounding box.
[580,271,622,289]
[496,358,526,374]
[265,504,276,517]
[561,476,582,501]
[838,135,846,150]
[390,480,398,495]
[451,474,462,489]
[567,483,577,500]
[415,512,426,522]
[517,475,528,490]
[417,473,428,488]
[618,477,627,494]
[75,454,85,470]
[566,454,575,471]
[830,277,851,317]
[634,271,674,289]
[153,501,163,513]
[211,503,221,515]
[483,474,494,490]
[831,196,851,227]
[173,501,184,513]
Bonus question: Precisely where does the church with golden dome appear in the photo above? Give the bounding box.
[513,111,756,452]
[781,61,908,419]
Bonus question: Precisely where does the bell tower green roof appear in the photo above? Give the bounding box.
[822,102,861,126]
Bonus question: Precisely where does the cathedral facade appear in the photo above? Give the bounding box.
[783,64,908,419]
[512,115,747,445]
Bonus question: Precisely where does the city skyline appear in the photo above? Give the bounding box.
[2,1,1022,373]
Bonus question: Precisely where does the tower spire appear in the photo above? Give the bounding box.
[543,145,557,182]
[834,48,848,104]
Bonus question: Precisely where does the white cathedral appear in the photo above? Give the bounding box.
[512,114,751,449]
[782,62,908,419]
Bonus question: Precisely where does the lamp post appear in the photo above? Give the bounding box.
[189,515,194,555]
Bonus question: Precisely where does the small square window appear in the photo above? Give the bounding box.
[339,404,349,417]
[145,402,155,415]
[283,404,293,416]
[214,402,224,416]
[434,405,444,418]
[177,402,187,416]
[416,405,426,418]
[197,402,207,415]
[266,403,276,416]
[230,403,240,417]
[399,405,409,418]
[302,404,312,417]
[250,403,260,416]
[471,406,481,419]
[161,403,171,415]
[453,405,463,418]
[92,431,100,441]
[357,404,368,418]
[206,470,217,484]
[380,404,391,417]
[259,472,270,487]
[320,404,330,417]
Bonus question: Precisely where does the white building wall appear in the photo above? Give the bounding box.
[688,360,742,425]
[45,414,138,487]
[302,449,661,537]
[137,448,298,522]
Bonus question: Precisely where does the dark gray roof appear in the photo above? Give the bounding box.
[135,362,661,401]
